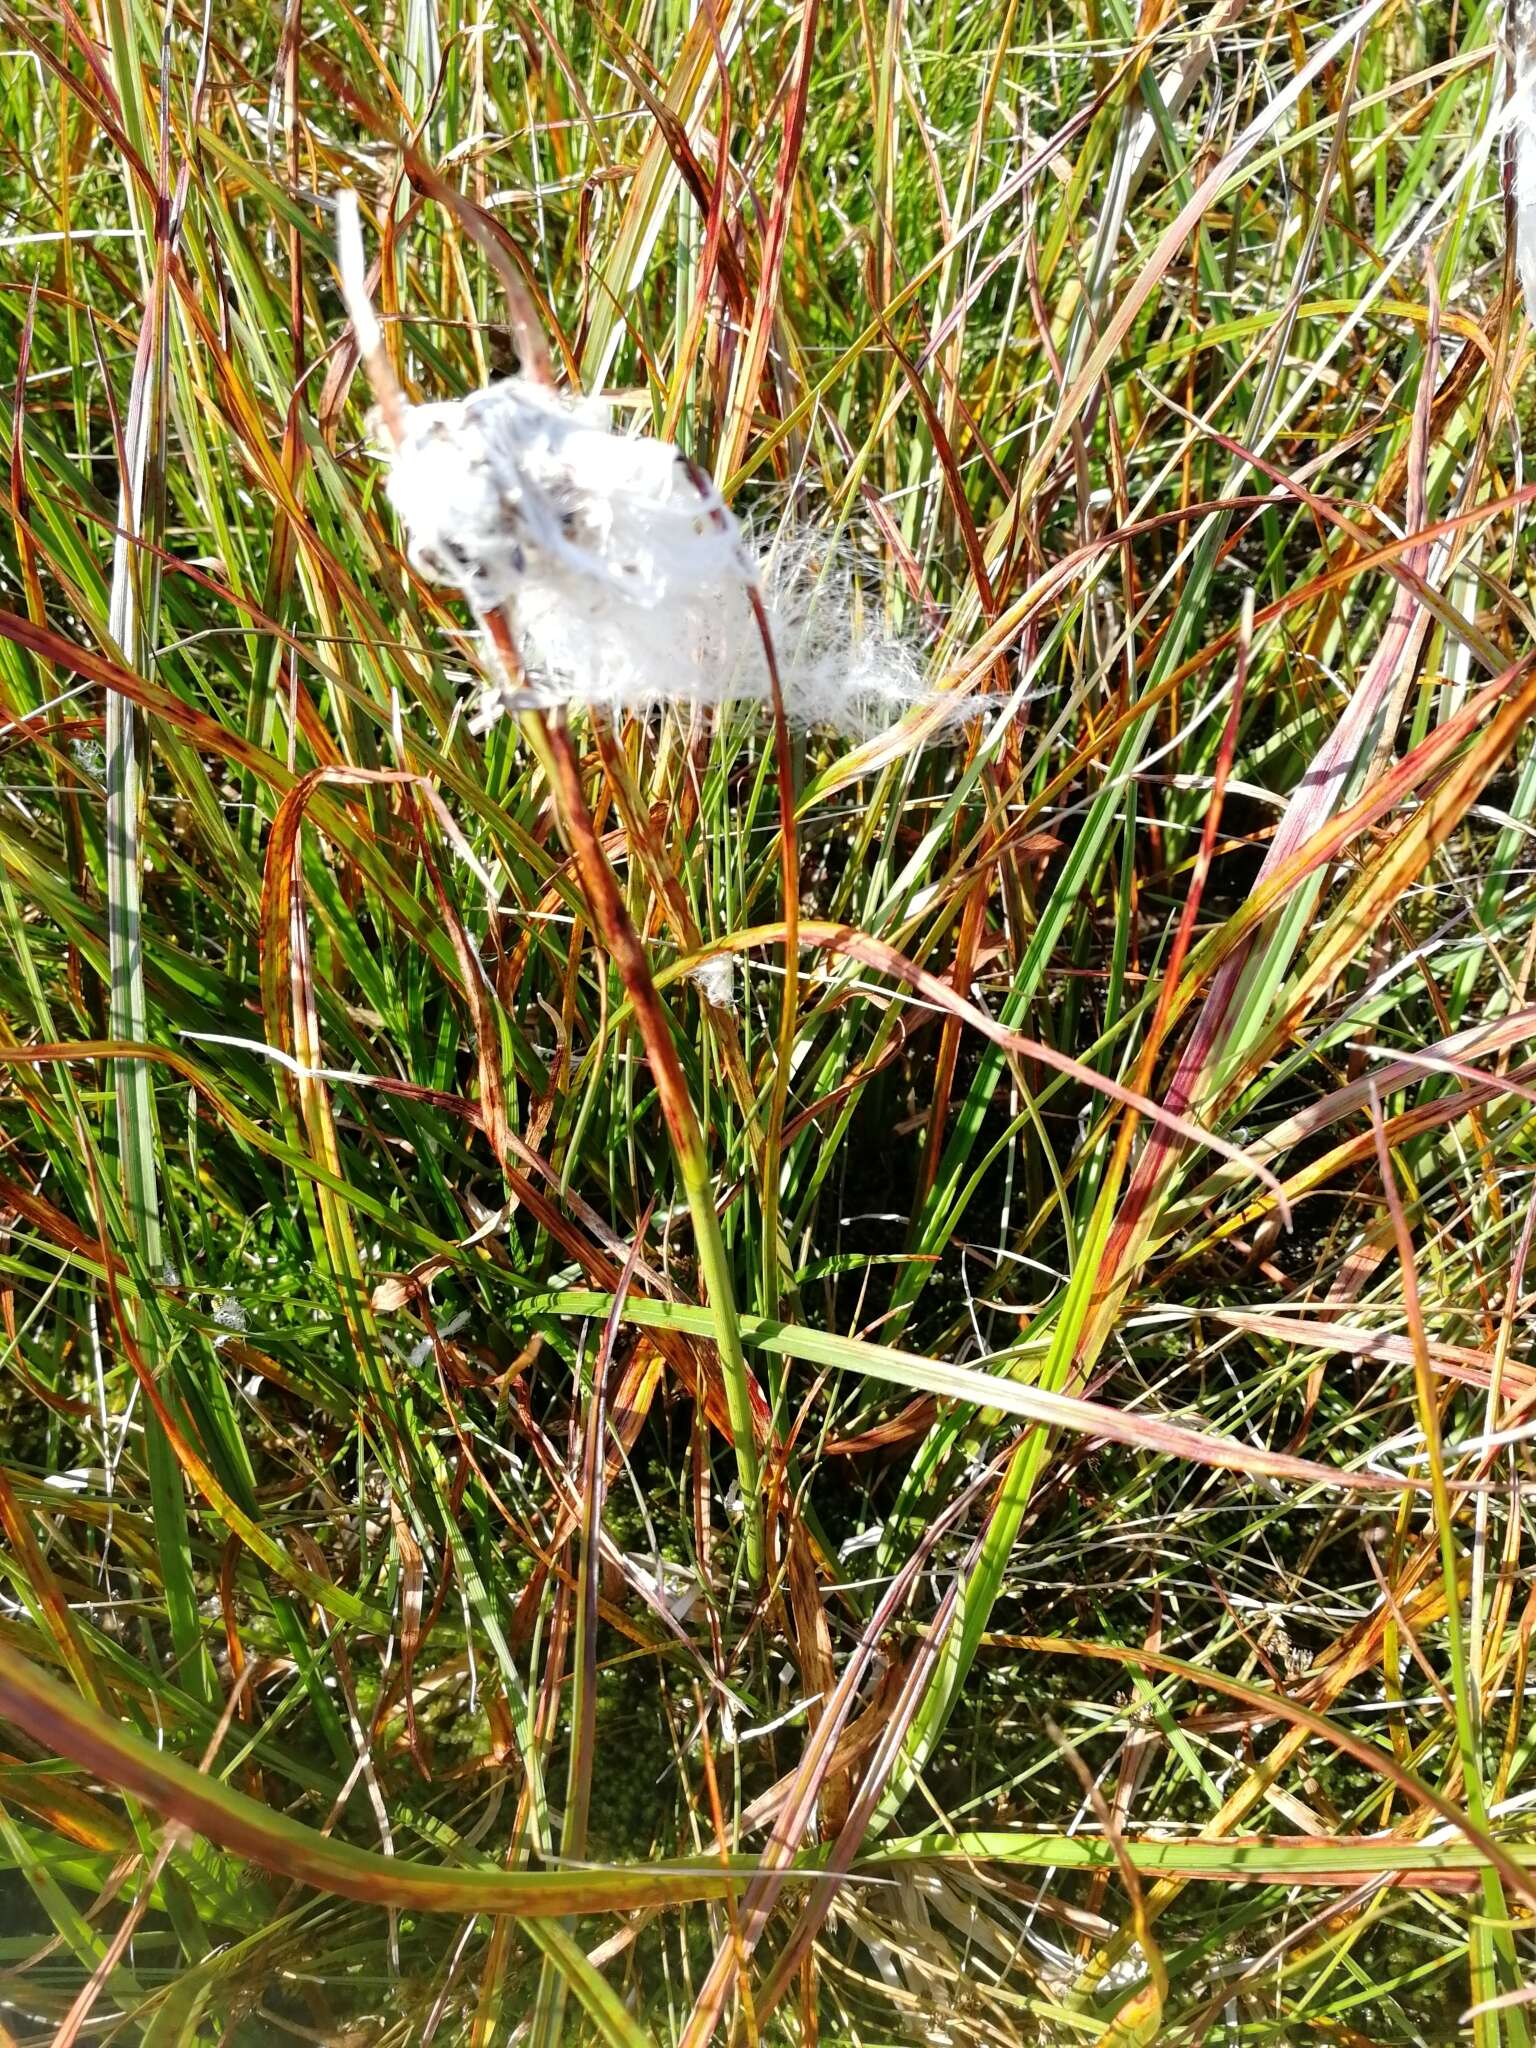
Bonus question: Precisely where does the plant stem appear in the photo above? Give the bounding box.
[503,640,764,1580]
[753,584,799,1329]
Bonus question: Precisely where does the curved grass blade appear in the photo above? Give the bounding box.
[0,1643,766,1916]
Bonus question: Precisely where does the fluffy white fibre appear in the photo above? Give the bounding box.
[211,1294,247,1334]
[387,377,747,620]
[686,954,737,1010]
[745,530,936,739]
[379,376,944,738]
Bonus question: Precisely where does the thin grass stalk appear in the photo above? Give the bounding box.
[1470,1200,1536,1709]
[100,22,211,1706]
[672,457,799,1319]
[499,628,766,1581]
[531,1212,650,2047]
[754,581,799,1326]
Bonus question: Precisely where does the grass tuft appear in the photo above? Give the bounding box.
[2,0,1535,2040]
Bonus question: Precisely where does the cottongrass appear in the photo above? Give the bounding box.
[336,193,959,740]
[686,953,738,1011]
[211,1294,247,1334]
[387,373,948,739]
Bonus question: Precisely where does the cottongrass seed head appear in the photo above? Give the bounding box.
[337,191,961,740]
[685,952,737,1011]
[386,375,949,739]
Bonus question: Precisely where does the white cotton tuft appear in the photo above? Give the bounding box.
[686,954,737,1010]
[211,1293,247,1333]
[375,375,958,739]
[749,528,938,739]
[386,377,747,623]
[1513,0,1536,323]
